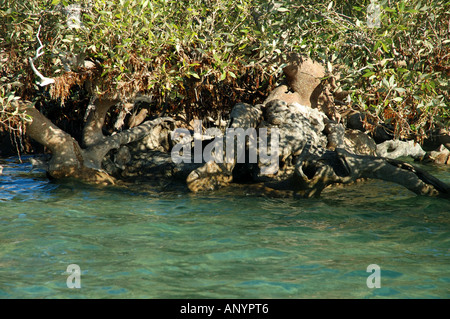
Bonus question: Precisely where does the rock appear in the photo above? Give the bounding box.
[229,102,263,128]
[186,103,262,192]
[282,56,325,108]
[121,149,202,183]
[256,99,328,184]
[324,122,345,151]
[288,102,327,132]
[263,85,302,105]
[429,145,450,165]
[344,129,377,156]
[129,120,174,153]
[345,111,394,143]
[114,146,131,169]
[376,140,426,160]
[186,161,233,191]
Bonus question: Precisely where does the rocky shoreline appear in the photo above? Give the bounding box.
[5,55,450,198]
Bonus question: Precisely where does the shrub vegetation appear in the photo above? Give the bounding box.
[0,0,448,152]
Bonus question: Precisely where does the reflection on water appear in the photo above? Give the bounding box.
[0,156,449,298]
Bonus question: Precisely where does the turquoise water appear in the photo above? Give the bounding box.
[0,156,449,299]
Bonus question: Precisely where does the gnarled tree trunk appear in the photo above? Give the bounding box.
[19,97,174,185]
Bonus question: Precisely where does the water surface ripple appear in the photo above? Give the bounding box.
[0,156,449,298]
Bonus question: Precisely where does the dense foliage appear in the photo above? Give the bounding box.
[0,0,448,150]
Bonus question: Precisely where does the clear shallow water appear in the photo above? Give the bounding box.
[0,156,449,299]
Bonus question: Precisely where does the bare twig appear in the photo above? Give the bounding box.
[28,25,55,87]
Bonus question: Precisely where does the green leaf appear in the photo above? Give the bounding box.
[277,7,290,12]
[187,71,200,79]
[429,80,435,89]
[374,40,382,51]
[389,75,395,87]
[238,43,247,50]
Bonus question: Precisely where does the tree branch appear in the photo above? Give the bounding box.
[293,148,450,198]
[83,117,175,169]
[82,97,120,147]
[20,104,82,172]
